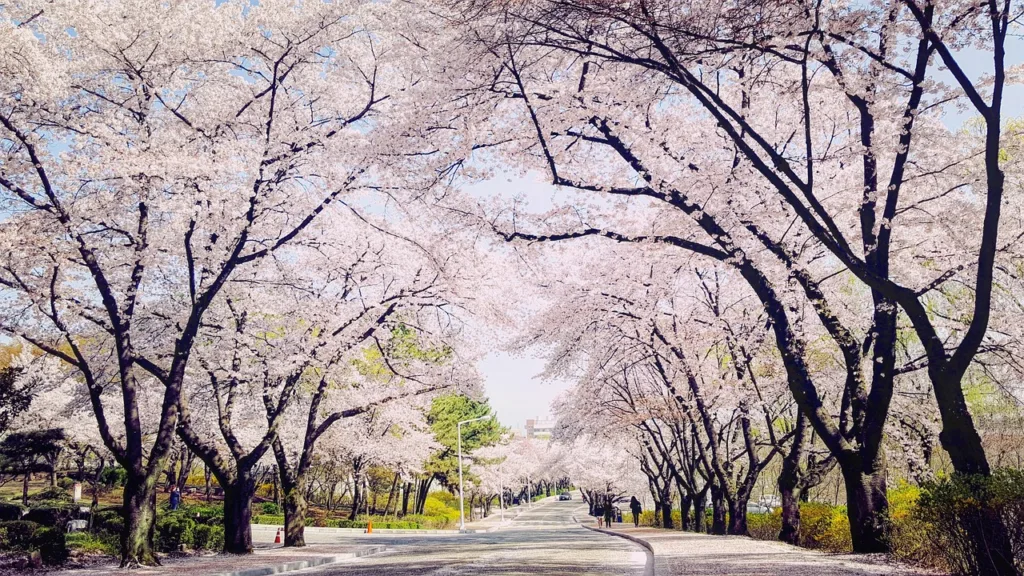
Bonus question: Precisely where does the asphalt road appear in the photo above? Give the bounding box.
[291,499,648,575]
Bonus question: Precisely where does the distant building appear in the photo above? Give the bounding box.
[525,417,555,439]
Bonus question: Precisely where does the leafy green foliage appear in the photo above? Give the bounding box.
[0,428,66,477]
[0,521,68,565]
[916,469,1024,576]
[193,524,225,550]
[0,502,24,521]
[24,503,78,527]
[0,520,40,549]
[422,394,505,489]
[30,487,72,502]
[155,512,196,552]
[65,531,118,556]
[99,466,128,488]
[91,508,124,534]
[32,527,68,565]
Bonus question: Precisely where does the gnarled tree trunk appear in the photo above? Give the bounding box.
[222,469,257,555]
[121,473,159,566]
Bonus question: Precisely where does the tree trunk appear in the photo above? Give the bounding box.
[222,469,256,555]
[349,479,362,521]
[414,477,432,515]
[679,495,692,532]
[710,485,727,535]
[841,463,888,553]
[660,500,673,529]
[282,477,307,547]
[49,469,57,488]
[692,489,707,533]
[778,471,802,546]
[22,473,29,506]
[727,498,748,536]
[121,473,159,567]
[402,482,412,516]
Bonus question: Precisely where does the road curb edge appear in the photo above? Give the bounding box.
[207,544,387,576]
[580,524,656,576]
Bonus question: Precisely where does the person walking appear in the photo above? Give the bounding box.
[603,502,614,528]
[169,484,181,511]
[629,496,642,527]
[594,502,605,528]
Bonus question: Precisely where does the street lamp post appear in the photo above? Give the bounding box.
[457,415,489,532]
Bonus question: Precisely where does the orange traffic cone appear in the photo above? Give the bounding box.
[274,528,282,544]
[365,520,373,534]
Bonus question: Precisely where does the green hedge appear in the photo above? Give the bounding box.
[65,531,118,556]
[156,513,195,552]
[30,487,72,502]
[24,503,79,527]
[0,502,24,522]
[915,469,1024,575]
[193,524,225,551]
[92,507,124,534]
[0,520,67,565]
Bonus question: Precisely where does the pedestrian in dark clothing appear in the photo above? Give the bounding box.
[629,496,642,527]
[603,504,614,528]
[594,503,605,528]
[169,484,181,511]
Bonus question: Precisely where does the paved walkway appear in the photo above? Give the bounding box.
[55,544,383,576]
[587,523,939,576]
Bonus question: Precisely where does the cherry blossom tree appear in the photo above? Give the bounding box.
[0,0,420,564]
[419,0,1022,561]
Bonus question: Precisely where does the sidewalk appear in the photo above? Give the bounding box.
[462,501,529,531]
[59,543,385,576]
[584,521,938,576]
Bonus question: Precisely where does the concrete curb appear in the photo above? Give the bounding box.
[581,524,655,576]
[207,544,387,576]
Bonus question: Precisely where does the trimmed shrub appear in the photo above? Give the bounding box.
[0,502,24,521]
[156,513,196,552]
[32,527,68,565]
[402,513,455,529]
[65,532,118,556]
[252,514,284,525]
[184,503,224,525]
[193,524,225,551]
[24,503,78,527]
[747,511,782,541]
[797,502,851,552]
[886,483,942,569]
[30,487,72,502]
[917,469,1024,576]
[423,497,460,523]
[261,502,280,516]
[745,503,851,552]
[0,520,41,550]
[92,507,124,534]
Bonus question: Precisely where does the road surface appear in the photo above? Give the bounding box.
[287,499,647,575]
